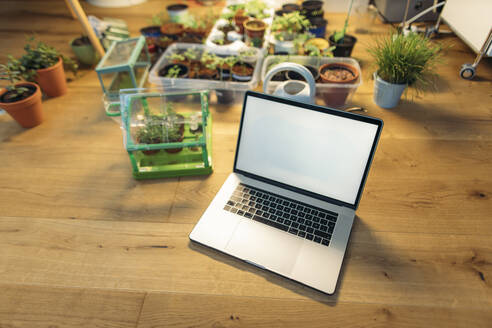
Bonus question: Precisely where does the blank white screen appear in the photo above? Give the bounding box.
[236,96,379,205]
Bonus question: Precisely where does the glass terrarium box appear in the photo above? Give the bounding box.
[120,88,212,179]
[96,36,151,117]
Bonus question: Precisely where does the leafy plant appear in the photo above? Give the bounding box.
[245,0,269,19]
[367,32,443,91]
[167,53,185,62]
[333,0,354,43]
[16,36,78,81]
[150,12,165,26]
[305,43,335,57]
[181,13,207,30]
[165,65,184,78]
[0,60,29,101]
[136,115,165,144]
[184,47,199,61]
[272,12,311,41]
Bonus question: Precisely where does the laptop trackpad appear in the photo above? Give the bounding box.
[225,219,303,274]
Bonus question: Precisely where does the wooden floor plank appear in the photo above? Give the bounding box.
[0,283,145,328]
[137,292,492,328]
[0,217,490,310]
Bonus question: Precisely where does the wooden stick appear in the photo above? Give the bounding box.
[63,0,77,19]
[65,0,106,57]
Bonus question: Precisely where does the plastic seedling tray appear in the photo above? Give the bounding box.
[148,43,263,104]
[120,88,213,179]
[261,56,362,108]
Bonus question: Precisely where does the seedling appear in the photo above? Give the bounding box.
[333,0,354,43]
[165,65,183,78]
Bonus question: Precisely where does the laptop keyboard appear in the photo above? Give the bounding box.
[223,183,338,247]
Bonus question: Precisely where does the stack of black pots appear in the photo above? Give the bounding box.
[301,1,327,39]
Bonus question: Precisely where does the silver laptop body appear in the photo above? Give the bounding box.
[190,91,383,294]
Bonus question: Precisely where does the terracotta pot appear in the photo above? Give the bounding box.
[36,58,67,97]
[165,134,184,154]
[0,82,43,128]
[161,22,184,38]
[231,62,254,82]
[318,63,359,108]
[244,18,267,47]
[234,11,249,34]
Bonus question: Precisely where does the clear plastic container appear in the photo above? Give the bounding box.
[261,56,362,108]
[148,43,263,104]
[119,88,213,179]
[96,36,151,116]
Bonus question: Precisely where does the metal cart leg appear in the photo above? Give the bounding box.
[460,28,492,80]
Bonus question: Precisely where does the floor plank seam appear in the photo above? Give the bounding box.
[135,291,147,328]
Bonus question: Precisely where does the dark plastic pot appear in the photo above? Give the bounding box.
[282,3,301,12]
[308,17,327,38]
[301,0,324,18]
[215,89,235,104]
[275,9,288,17]
[329,34,357,57]
[158,63,189,78]
[140,26,162,38]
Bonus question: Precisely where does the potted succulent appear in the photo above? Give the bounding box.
[367,32,442,109]
[0,61,43,128]
[243,18,267,47]
[271,12,312,54]
[231,50,256,82]
[329,0,357,57]
[70,36,100,66]
[15,37,77,98]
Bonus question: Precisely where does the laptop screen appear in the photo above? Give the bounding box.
[235,93,382,208]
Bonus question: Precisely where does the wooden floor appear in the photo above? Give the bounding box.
[1,1,491,327]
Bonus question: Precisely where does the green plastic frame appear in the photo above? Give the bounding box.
[122,90,213,179]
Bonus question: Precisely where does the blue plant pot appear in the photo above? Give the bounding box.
[308,18,327,38]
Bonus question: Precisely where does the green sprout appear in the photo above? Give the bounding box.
[333,0,354,43]
[165,65,183,78]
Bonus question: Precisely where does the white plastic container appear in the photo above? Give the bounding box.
[148,43,263,104]
[261,56,362,108]
[205,4,275,55]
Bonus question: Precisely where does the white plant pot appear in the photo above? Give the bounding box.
[272,39,296,54]
[373,73,407,109]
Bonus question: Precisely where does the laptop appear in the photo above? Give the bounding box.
[190,91,383,294]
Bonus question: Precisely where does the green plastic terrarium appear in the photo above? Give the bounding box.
[119,88,213,179]
[96,36,151,117]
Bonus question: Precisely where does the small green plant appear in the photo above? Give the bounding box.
[0,60,29,101]
[272,12,311,41]
[150,12,165,26]
[245,0,269,19]
[165,65,183,78]
[181,13,207,30]
[333,0,354,43]
[167,53,185,62]
[184,48,199,61]
[213,37,225,45]
[221,11,235,23]
[367,32,443,91]
[17,36,78,81]
[136,115,165,144]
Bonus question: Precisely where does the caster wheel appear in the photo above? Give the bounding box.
[460,64,475,80]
